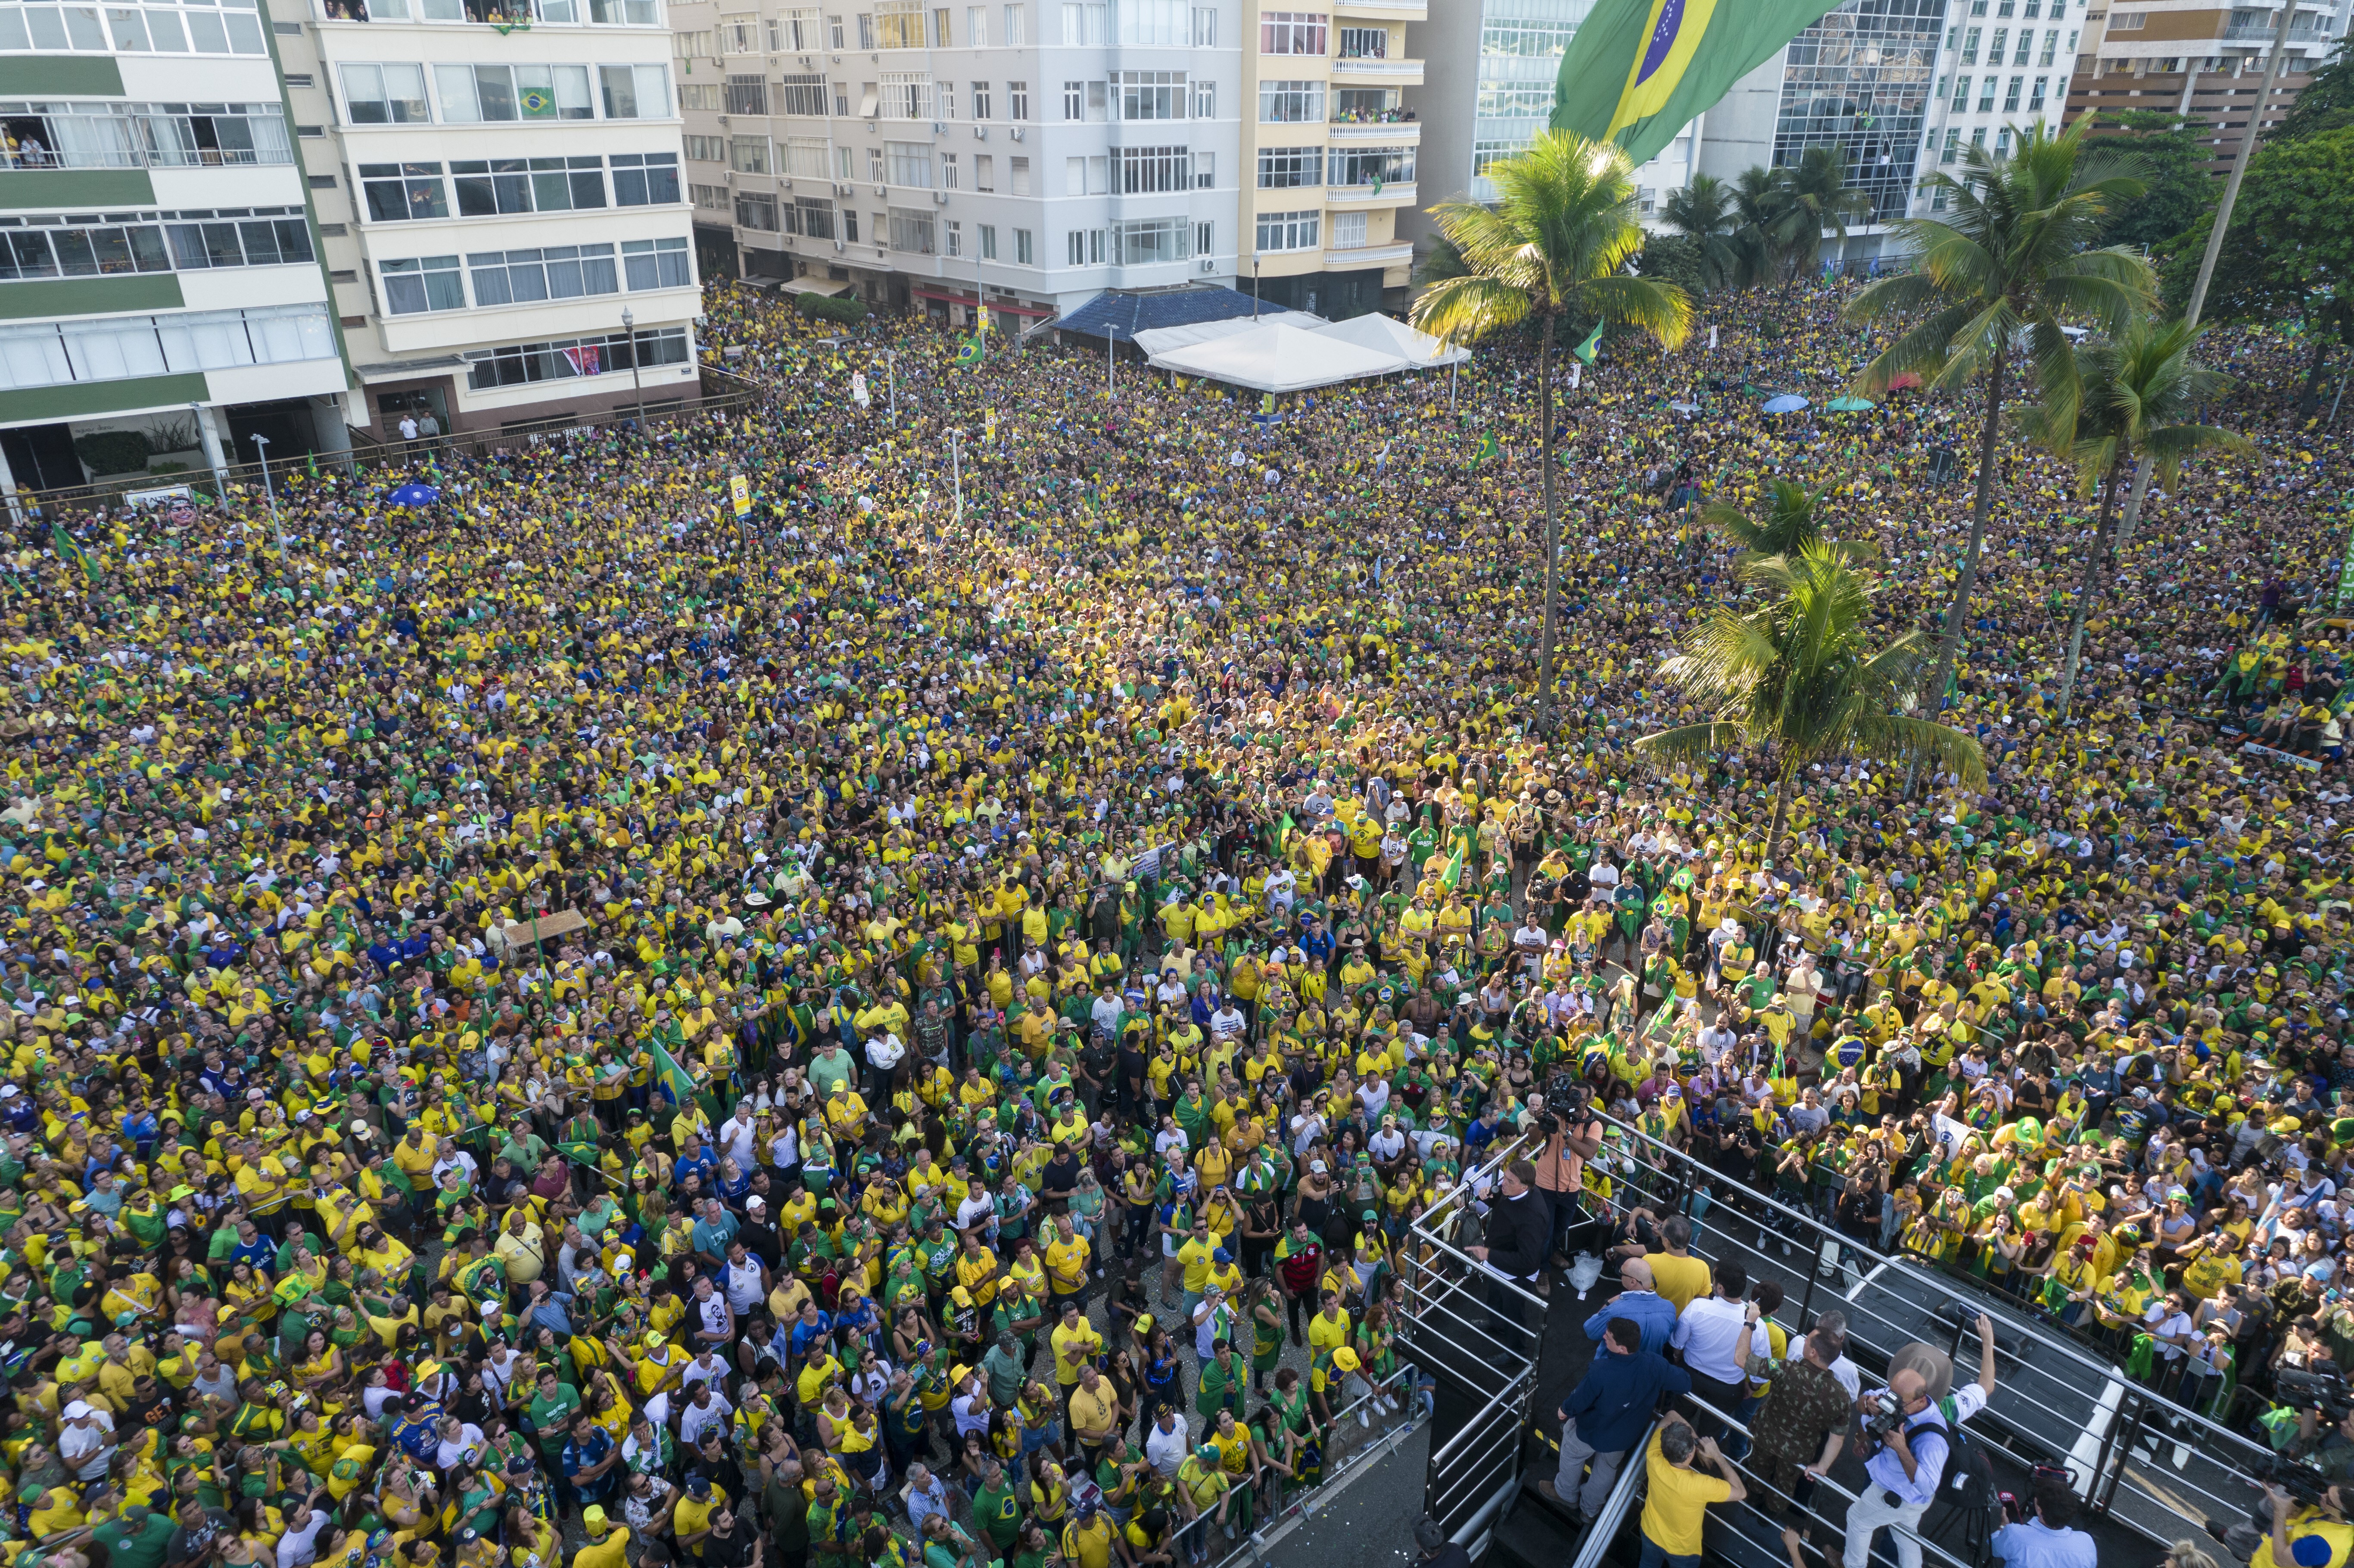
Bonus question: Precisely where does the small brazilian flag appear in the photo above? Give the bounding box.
[1573,320,1605,366]
[954,336,984,368]
[50,524,97,582]
[1440,847,1465,891]
[1475,431,1500,461]
[649,1038,699,1107]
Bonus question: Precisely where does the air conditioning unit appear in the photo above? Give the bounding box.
[974,126,988,139]
[717,114,729,123]
[932,121,944,133]
[1009,126,1024,141]
[724,169,736,182]
[1199,258,1214,271]
[834,182,852,195]
[833,238,845,251]
[933,190,947,204]
[874,183,886,195]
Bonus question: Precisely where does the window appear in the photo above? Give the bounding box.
[2110,6,2142,25]
[726,74,769,114]
[1110,215,1186,265]
[622,236,693,289]
[2040,28,2059,65]
[359,162,449,221]
[584,0,662,23]
[856,11,875,46]
[1996,125,2012,153]
[340,63,430,124]
[1192,6,1213,45]
[2027,75,2047,110]
[837,145,856,177]
[1940,126,1960,162]
[1255,208,1317,251]
[778,74,828,115]
[877,0,925,46]
[1060,2,1104,43]
[1195,218,1211,256]
[887,140,933,186]
[889,208,936,252]
[1009,155,1031,194]
[680,83,722,110]
[1971,126,1987,148]
[1474,80,1551,118]
[435,64,595,122]
[831,14,847,47]
[776,7,824,48]
[1258,79,1322,122]
[1480,18,1574,54]
[452,156,607,215]
[1065,154,1104,193]
[2003,75,2023,110]
[1988,27,2007,62]
[676,29,715,57]
[945,218,962,256]
[1951,73,1970,109]
[1003,2,1024,44]
[1337,25,1385,57]
[722,13,759,51]
[1977,78,1996,111]
[736,192,780,229]
[466,244,619,305]
[868,146,884,180]
[380,254,464,314]
[1115,0,1185,44]
[691,183,729,209]
[1962,25,1980,62]
[1330,210,1365,248]
[938,81,958,119]
[845,210,860,241]
[1259,10,1325,54]
[1063,81,1081,119]
[1195,151,1213,188]
[1256,144,1321,187]
[979,222,997,258]
[1191,78,1214,118]
[967,5,987,45]
[940,151,959,187]
[934,6,953,45]
[465,326,689,392]
[1113,145,1189,192]
[975,152,995,188]
[685,135,725,162]
[1330,144,1410,187]
[1113,72,1186,120]
[1008,81,1029,120]
[794,196,836,236]
[784,136,829,177]
[971,81,992,118]
[1066,227,1103,264]
[612,152,680,203]
[1014,227,1032,264]
[600,64,671,118]
[731,136,771,173]
[880,72,933,118]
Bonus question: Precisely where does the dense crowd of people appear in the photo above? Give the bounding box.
[0,267,2347,1568]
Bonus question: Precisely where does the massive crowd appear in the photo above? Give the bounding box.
[0,267,2348,1568]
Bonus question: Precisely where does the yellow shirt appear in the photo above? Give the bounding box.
[1641,1427,1731,1557]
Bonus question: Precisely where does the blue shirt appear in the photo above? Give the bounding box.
[1560,1347,1691,1456]
[1989,1519,2099,1568]
[1585,1289,1679,1357]
[691,1213,740,1257]
[560,1428,616,1495]
[1862,1403,1949,1507]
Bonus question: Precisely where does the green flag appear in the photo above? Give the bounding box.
[50,524,97,582]
[1551,0,1845,166]
[1572,320,1604,366]
[954,335,985,368]
[1475,431,1500,462]
[649,1037,699,1107]
[1440,847,1464,891]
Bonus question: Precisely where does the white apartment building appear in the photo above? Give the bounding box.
[0,6,349,497]
[667,0,1242,328]
[275,0,702,437]
[1918,0,2086,196]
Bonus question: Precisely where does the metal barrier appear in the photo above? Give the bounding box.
[1186,1365,1423,1568]
[1584,1114,2275,1549]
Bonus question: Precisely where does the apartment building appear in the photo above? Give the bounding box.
[2062,0,2348,173]
[1919,0,2086,194]
[666,1,1242,329]
[274,0,702,438]
[0,3,349,498]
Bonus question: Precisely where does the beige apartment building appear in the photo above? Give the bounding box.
[2063,0,2347,172]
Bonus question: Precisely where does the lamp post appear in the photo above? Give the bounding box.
[1106,325,1118,401]
[950,426,963,526]
[620,307,648,432]
[249,432,283,552]
[886,350,898,425]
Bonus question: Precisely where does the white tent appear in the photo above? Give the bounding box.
[1311,312,1469,368]
[1132,311,1324,358]
[1147,321,1417,393]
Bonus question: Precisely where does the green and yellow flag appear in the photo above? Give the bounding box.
[1440,846,1465,891]
[1552,0,1844,166]
[649,1037,699,1106]
[50,524,97,582]
[1474,431,1500,462]
[1572,320,1605,366]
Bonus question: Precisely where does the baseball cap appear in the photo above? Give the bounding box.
[582,1506,611,1533]
[1333,1347,1361,1372]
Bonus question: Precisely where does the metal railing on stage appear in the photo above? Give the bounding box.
[1585,1113,2276,1550]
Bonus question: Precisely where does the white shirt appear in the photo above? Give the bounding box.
[716,1116,758,1168]
[1145,1418,1193,1478]
[277,1510,334,1568]
[678,1389,735,1448]
[1670,1296,1769,1385]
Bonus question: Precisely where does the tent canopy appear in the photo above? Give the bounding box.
[1311,312,1470,367]
[1149,323,1416,393]
[1133,311,1324,358]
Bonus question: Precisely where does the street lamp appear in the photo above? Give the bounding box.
[1106,325,1118,401]
[949,426,963,526]
[885,350,898,425]
[620,307,647,432]
[249,432,283,552]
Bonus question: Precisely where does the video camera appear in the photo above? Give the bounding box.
[2278,1365,2354,1425]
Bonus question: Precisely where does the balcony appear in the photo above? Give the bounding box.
[1333,0,1426,15]
[1326,181,1415,205]
[1333,55,1424,83]
[1325,240,1411,269]
[1329,118,1420,142]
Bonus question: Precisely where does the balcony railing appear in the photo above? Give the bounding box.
[2220,20,2331,41]
[1329,106,1415,124]
[1326,240,1411,267]
[1328,118,1419,140]
[1333,55,1423,77]
[0,112,294,171]
[1326,180,1414,204]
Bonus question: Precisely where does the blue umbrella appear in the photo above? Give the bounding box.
[1762,394,1810,414]
[386,482,441,507]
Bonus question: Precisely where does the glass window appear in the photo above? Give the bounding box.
[730,136,769,174]
[612,152,680,204]
[1254,208,1317,251]
[1258,80,1322,123]
[621,235,692,289]
[359,162,449,221]
[1259,10,1324,54]
[343,62,431,124]
[1255,145,1320,188]
[452,159,535,215]
[777,74,828,115]
[1113,71,1185,121]
[726,74,768,115]
[381,255,464,313]
[885,140,931,187]
[1115,0,1183,45]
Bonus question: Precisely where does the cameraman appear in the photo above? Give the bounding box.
[2252,1478,2354,1568]
[1839,1367,1948,1568]
[1990,1478,2096,1568]
[1529,1085,1602,1266]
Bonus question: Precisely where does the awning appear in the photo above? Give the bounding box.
[776,276,854,297]
[1133,311,1324,356]
[1310,312,1469,368]
[1148,322,1410,394]
[913,287,1055,318]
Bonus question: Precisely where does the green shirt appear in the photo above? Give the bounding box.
[526,1385,581,1454]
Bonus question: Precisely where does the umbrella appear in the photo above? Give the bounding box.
[1827,396,1876,412]
[387,482,441,507]
[1888,371,1922,391]
[1762,394,1810,414]
[1669,400,1700,414]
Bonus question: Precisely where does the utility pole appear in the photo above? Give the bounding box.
[2186,0,2301,327]
[950,426,963,525]
[249,432,283,553]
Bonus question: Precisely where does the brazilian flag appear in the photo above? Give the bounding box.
[50,524,97,582]
[1572,320,1605,366]
[649,1037,699,1106]
[1552,0,1846,165]
[953,335,985,368]
[1474,431,1500,462]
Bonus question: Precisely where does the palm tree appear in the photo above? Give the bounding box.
[1729,166,1784,289]
[1845,120,2154,722]
[1699,478,1852,561]
[1775,146,1874,282]
[1662,174,1740,292]
[1638,543,1987,861]
[2016,317,2247,716]
[1412,131,1693,729]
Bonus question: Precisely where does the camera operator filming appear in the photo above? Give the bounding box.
[1990,1478,2096,1568]
[1840,1366,1949,1568]
[2250,1474,2354,1568]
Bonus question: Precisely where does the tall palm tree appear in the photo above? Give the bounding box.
[1729,166,1784,289]
[2016,317,2247,716]
[1639,543,1987,861]
[1413,131,1693,729]
[1776,145,1874,282]
[1700,478,1845,560]
[1662,173,1740,292]
[1845,121,2154,722]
